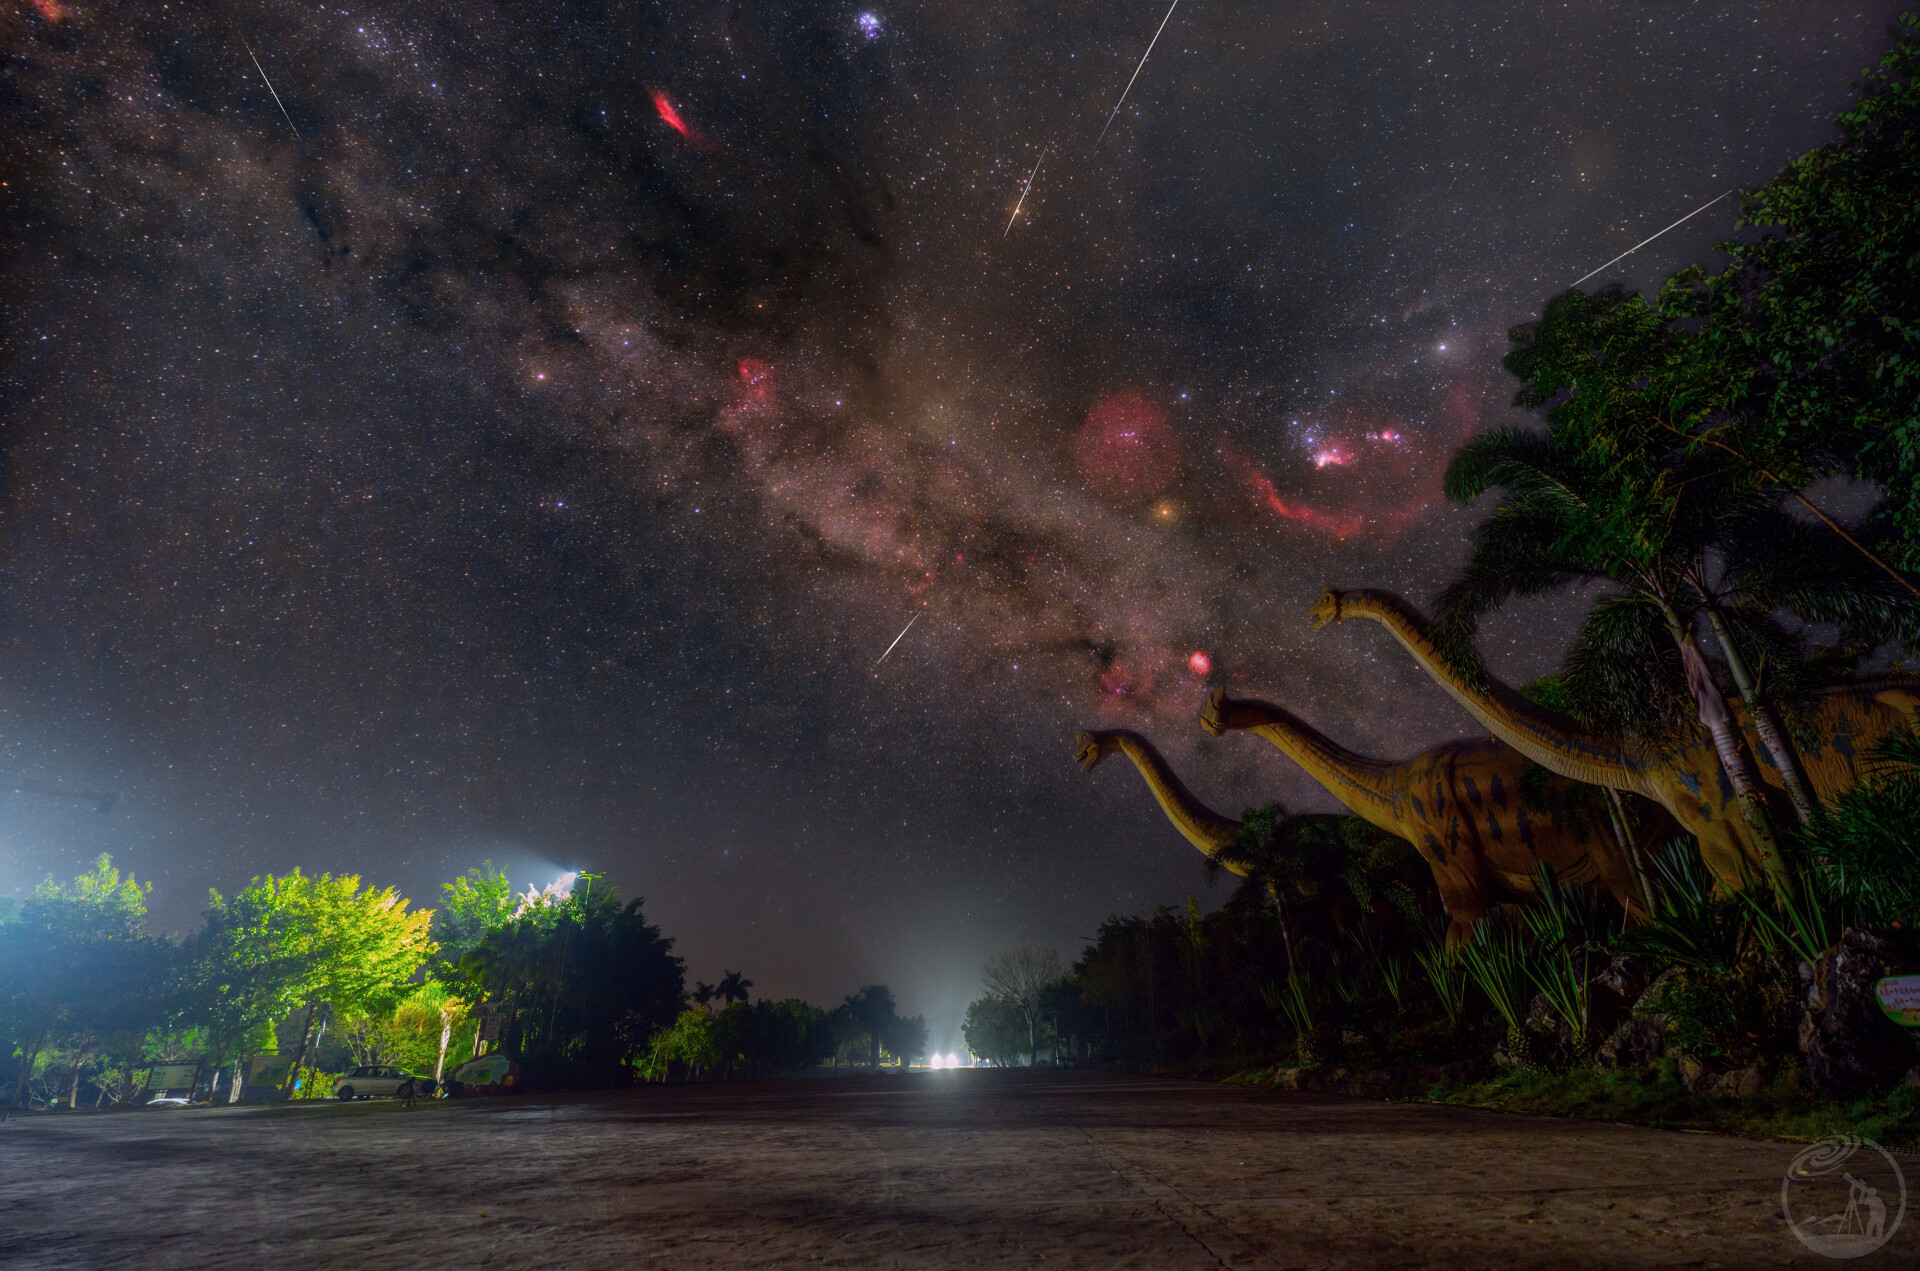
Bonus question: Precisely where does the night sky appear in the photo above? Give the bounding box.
[2,2,1908,1050]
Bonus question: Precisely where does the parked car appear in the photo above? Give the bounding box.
[441,1053,520,1097]
[335,1065,435,1100]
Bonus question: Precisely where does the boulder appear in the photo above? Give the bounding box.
[1592,1014,1667,1070]
[1798,927,1920,1099]
[1686,1065,1763,1097]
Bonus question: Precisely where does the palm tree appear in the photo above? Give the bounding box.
[691,981,716,1012]
[716,970,753,1007]
[1441,288,1817,870]
[841,985,896,1068]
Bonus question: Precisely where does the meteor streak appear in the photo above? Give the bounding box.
[240,34,300,140]
[1004,146,1048,237]
[1096,0,1180,147]
[1570,190,1732,289]
[873,611,922,667]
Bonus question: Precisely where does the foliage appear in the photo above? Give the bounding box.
[1662,16,1920,565]
[980,949,1062,1066]
[461,876,684,1088]
[718,997,835,1074]
[1792,724,1920,928]
[431,862,514,974]
[1420,1064,1920,1149]
[832,984,901,1069]
[644,1007,721,1080]
[1457,915,1534,1066]
[1212,807,1436,967]
[962,994,1030,1066]
[1620,841,1752,973]
[179,878,315,1069]
[1520,866,1611,1056]
[2,856,175,1107]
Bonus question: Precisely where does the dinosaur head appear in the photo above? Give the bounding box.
[1073,730,1115,773]
[1200,687,1231,736]
[1309,587,1345,630]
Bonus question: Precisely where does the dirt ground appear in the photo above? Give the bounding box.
[1,1069,1912,1269]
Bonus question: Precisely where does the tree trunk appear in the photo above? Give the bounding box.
[12,1033,46,1108]
[65,1037,92,1109]
[1666,610,1786,881]
[1264,883,1299,978]
[1702,603,1817,823]
[436,1017,452,1083]
[1606,787,1656,917]
[230,1058,245,1103]
[283,1002,319,1098]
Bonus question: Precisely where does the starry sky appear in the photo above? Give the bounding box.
[2,1,1909,1049]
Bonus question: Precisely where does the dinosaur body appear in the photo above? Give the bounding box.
[1075,693,1658,943]
[1311,587,1920,889]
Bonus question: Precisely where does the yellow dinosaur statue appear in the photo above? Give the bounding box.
[1310,587,1920,889]
[1076,690,1658,942]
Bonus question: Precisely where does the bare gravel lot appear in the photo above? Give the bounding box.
[1,1069,1911,1269]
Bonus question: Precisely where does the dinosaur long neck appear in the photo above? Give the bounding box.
[1236,704,1407,834]
[1330,589,1653,794]
[1106,731,1242,861]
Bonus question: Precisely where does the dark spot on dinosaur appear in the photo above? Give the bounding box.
[1514,804,1535,849]
[1489,774,1507,809]
[1678,771,1701,797]
[1462,775,1483,810]
[1833,717,1856,763]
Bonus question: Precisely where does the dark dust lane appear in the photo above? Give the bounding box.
[0,1071,1873,1268]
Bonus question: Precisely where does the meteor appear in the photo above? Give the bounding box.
[1004,146,1048,237]
[1570,190,1732,289]
[1097,0,1180,147]
[873,611,922,667]
[240,34,300,140]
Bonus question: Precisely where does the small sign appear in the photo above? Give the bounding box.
[477,1008,510,1043]
[147,1063,200,1093]
[1874,975,1920,1027]
[242,1055,291,1103]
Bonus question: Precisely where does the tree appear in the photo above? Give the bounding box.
[179,879,315,1099]
[837,984,897,1069]
[1664,18,1920,569]
[881,1012,929,1067]
[961,995,1028,1066]
[431,862,514,974]
[273,871,437,1097]
[716,970,754,1007]
[645,1007,721,1081]
[980,949,1061,1067]
[2,856,172,1108]
[460,878,684,1087]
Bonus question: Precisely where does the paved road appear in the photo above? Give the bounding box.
[0,1070,1904,1268]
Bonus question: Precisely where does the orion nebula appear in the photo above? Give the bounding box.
[1,1,1904,1032]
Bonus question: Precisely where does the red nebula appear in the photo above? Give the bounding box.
[1187,650,1212,677]
[28,0,64,19]
[650,89,691,138]
[1073,391,1181,502]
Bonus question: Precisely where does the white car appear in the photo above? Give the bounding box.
[335,1065,434,1100]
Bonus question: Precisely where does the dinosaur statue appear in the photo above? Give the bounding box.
[1309,587,1920,890]
[1075,698,1658,942]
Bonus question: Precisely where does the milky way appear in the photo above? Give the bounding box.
[1,2,1906,1040]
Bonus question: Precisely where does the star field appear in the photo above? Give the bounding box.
[0,1,1906,1043]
